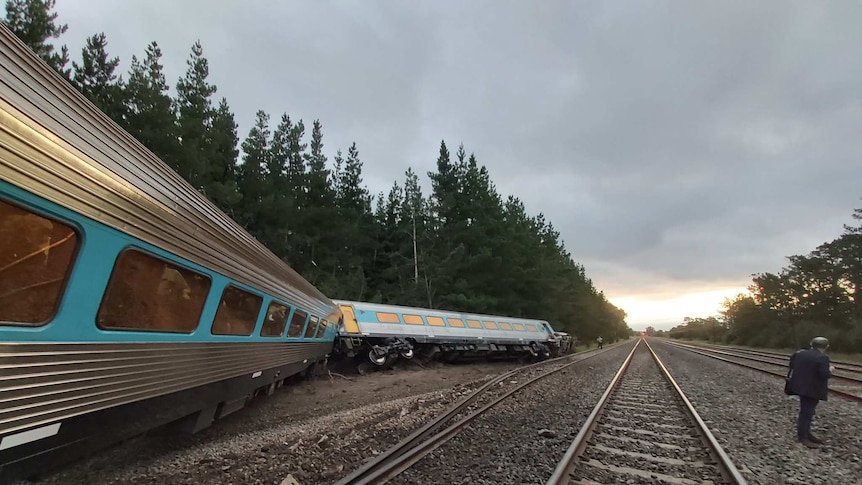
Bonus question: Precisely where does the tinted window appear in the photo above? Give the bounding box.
[304,315,319,338]
[261,301,288,337]
[211,285,262,336]
[97,249,210,332]
[287,309,307,337]
[315,319,328,338]
[0,199,79,325]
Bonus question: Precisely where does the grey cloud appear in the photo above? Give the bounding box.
[55,1,862,322]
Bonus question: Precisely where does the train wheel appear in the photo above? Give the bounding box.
[357,361,373,375]
[369,349,388,366]
[399,348,415,360]
[379,354,397,370]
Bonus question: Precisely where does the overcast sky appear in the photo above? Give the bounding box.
[52,1,862,329]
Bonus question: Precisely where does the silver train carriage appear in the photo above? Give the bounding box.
[334,300,574,370]
[0,24,340,482]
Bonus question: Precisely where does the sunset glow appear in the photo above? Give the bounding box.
[611,287,750,331]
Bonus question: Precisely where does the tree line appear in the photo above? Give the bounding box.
[3,0,631,342]
[663,205,862,353]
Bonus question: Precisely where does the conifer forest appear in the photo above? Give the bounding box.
[3,0,632,343]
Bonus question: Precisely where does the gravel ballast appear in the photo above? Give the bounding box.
[651,339,862,485]
[390,340,638,485]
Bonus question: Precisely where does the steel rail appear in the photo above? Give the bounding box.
[642,338,748,484]
[663,340,862,404]
[668,341,862,384]
[546,338,748,485]
[545,339,641,484]
[666,340,862,372]
[333,341,630,485]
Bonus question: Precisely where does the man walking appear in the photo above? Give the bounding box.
[787,337,834,448]
[596,336,603,349]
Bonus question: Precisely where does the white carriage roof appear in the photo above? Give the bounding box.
[334,300,550,326]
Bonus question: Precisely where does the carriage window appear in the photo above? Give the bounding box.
[261,302,288,337]
[376,312,400,323]
[304,315,319,338]
[466,319,482,329]
[211,285,262,336]
[447,317,465,327]
[97,249,210,332]
[499,322,513,330]
[526,324,538,332]
[287,309,307,337]
[427,316,446,327]
[0,200,79,325]
[315,319,328,338]
[403,314,424,325]
[513,323,525,331]
[483,321,498,330]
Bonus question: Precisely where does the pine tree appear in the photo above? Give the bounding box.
[123,41,179,167]
[266,114,305,268]
[72,32,125,123]
[237,110,270,235]
[175,40,217,189]
[305,120,333,207]
[428,140,457,227]
[3,0,69,76]
[332,143,375,300]
[206,98,241,214]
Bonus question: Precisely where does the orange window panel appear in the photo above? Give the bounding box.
[427,316,446,327]
[376,312,400,323]
[447,318,465,327]
[483,321,498,330]
[513,323,525,331]
[403,314,424,325]
[499,322,512,330]
[526,324,538,332]
[466,319,482,329]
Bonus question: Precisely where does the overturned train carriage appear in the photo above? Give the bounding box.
[334,300,574,371]
[0,24,340,482]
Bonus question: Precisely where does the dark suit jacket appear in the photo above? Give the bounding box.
[788,348,832,401]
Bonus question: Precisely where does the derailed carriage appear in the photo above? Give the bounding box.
[333,300,575,371]
[0,19,580,481]
[0,24,339,482]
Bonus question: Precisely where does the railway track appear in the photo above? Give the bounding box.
[664,340,862,402]
[676,341,862,373]
[332,341,633,485]
[547,338,747,485]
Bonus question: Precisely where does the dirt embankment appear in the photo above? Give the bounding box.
[30,360,526,485]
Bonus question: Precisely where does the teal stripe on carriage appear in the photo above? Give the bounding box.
[0,181,337,344]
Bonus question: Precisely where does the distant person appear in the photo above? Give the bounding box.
[597,336,603,349]
[787,337,834,448]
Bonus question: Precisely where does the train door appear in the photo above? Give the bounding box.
[339,304,360,334]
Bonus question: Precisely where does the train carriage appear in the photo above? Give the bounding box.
[334,300,571,370]
[0,24,340,482]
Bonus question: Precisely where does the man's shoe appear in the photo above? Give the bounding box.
[799,439,820,449]
[808,434,824,444]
